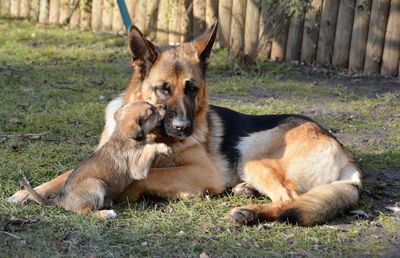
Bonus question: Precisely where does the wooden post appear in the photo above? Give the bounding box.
[270,19,289,62]
[193,0,206,37]
[180,0,192,42]
[244,0,261,64]
[38,0,50,24]
[156,0,169,44]
[59,0,69,24]
[135,0,146,32]
[19,0,30,18]
[169,1,181,44]
[218,0,232,48]
[112,0,124,33]
[145,0,159,40]
[125,0,135,24]
[285,9,305,62]
[206,0,218,27]
[332,0,355,69]
[29,0,40,21]
[348,0,372,73]
[49,0,60,24]
[91,0,102,30]
[70,1,81,28]
[381,0,400,76]
[102,0,113,31]
[316,0,340,65]
[81,0,92,29]
[301,0,322,64]
[1,0,11,17]
[364,0,390,74]
[228,0,246,64]
[257,0,272,61]
[10,0,20,18]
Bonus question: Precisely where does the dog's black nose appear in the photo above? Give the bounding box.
[172,119,190,131]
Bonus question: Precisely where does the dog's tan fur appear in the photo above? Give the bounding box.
[20,101,171,218]
[9,22,362,226]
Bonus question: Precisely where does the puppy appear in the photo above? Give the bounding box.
[21,101,171,218]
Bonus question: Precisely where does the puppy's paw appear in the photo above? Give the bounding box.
[7,190,31,205]
[157,143,172,155]
[93,209,117,219]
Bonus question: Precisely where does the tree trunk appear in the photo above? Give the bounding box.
[316,0,340,65]
[112,0,124,33]
[38,0,49,24]
[102,0,113,31]
[91,0,102,30]
[228,0,246,65]
[381,0,400,76]
[257,0,273,61]
[270,19,289,62]
[135,0,146,31]
[181,0,192,42]
[169,0,181,44]
[206,0,218,27]
[29,0,40,21]
[1,0,11,17]
[10,0,20,18]
[364,0,390,74]
[59,0,69,24]
[348,0,372,73]
[70,1,81,28]
[193,0,206,37]
[244,0,261,64]
[332,0,355,69]
[301,0,322,64]
[81,0,92,30]
[19,0,30,18]
[145,0,159,40]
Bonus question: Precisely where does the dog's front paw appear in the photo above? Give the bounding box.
[157,143,172,155]
[7,190,31,205]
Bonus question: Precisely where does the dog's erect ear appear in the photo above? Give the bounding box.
[192,20,218,66]
[128,25,158,78]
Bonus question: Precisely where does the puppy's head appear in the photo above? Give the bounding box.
[114,101,166,140]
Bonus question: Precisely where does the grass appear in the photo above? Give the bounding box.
[1,19,400,257]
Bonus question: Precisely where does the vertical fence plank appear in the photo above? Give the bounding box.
[193,0,206,37]
[332,0,355,69]
[348,0,372,73]
[29,0,40,21]
[19,0,30,18]
[135,0,146,31]
[218,0,232,48]
[59,0,69,24]
[257,0,273,61]
[206,0,218,27]
[316,0,340,65]
[364,0,390,74]
[39,0,50,24]
[244,0,261,64]
[91,0,102,30]
[49,0,60,24]
[229,0,246,64]
[270,20,289,62]
[126,0,135,24]
[169,0,181,44]
[145,0,159,40]
[301,0,322,64]
[157,0,169,44]
[180,0,192,42]
[102,0,113,31]
[285,9,305,62]
[10,0,20,18]
[81,0,92,29]
[112,0,124,33]
[70,1,81,28]
[381,0,400,76]
[1,0,11,17]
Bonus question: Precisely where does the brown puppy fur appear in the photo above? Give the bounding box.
[9,22,362,226]
[21,101,171,218]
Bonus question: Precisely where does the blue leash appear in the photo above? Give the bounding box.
[117,0,132,32]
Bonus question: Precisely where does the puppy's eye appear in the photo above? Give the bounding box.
[185,80,198,95]
[155,82,170,96]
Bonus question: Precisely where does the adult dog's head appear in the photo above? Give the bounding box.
[123,22,218,139]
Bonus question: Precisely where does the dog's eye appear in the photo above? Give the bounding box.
[155,82,170,96]
[185,80,198,95]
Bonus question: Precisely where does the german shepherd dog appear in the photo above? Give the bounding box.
[20,101,170,218]
[8,22,362,226]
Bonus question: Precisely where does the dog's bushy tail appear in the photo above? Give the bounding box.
[20,176,52,205]
[277,180,361,226]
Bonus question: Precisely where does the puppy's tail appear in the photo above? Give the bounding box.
[20,176,52,205]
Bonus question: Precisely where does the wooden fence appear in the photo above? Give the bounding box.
[1,0,399,77]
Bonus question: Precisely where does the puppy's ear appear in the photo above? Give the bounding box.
[131,124,145,141]
[128,25,158,79]
[192,20,218,70]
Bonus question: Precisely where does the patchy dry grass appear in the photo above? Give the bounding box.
[1,19,399,257]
